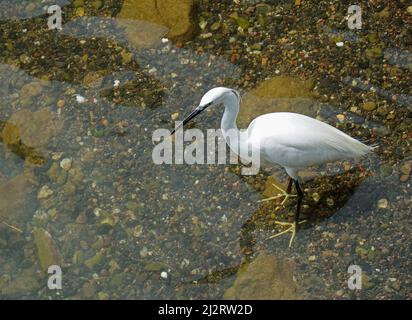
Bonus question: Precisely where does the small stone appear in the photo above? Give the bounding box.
[98,292,109,300]
[362,101,377,111]
[336,114,345,122]
[171,112,179,121]
[144,262,165,272]
[377,198,388,209]
[37,185,53,199]
[57,100,65,108]
[76,211,87,224]
[140,246,148,258]
[60,158,72,171]
[80,240,88,250]
[75,7,85,17]
[85,251,103,269]
[380,164,393,177]
[33,228,63,271]
[200,33,212,39]
[120,50,133,64]
[336,42,344,47]
[400,162,411,175]
[326,198,334,207]
[74,0,84,7]
[160,271,168,279]
[308,255,317,262]
[210,22,220,31]
[92,0,103,10]
[75,94,86,103]
[400,175,409,182]
[312,192,320,203]
[236,16,250,30]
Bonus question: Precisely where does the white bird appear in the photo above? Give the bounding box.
[171,87,374,247]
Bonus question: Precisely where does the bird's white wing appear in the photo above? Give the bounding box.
[247,112,372,168]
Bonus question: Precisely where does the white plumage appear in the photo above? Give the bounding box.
[248,112,372,179]
[174,87,374,247]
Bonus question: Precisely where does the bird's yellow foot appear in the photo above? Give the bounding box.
[258,183,296,206]
[268,220,306,247]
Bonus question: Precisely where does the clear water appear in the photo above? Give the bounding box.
[0,0,411,299]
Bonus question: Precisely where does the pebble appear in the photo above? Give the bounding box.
[377,198,388,209]
[336,114,345,122]
[60,158,72,171]
[171,112,179,121]
[140,246,148,258]
[362,101,377,111]
[160,271,168,279]
[37,185,53,199]
[57,100,65,108]
[308,255,317,262]
[75,94,86,103]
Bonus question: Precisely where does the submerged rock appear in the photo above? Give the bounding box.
[224,253,304,299]
[5,108,62,149]
[238,77,316,127]
[0,174,33,221]
[118,0,196,48]
[0,267,40,297]
[33,228,63,271]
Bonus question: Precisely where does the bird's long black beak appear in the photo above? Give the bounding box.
[170,104,210,135]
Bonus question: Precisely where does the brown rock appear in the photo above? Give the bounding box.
[238,77,315,127]
[33,228,63,271]
[224,253,304,299]
[118,0,196,48]
[0,174,33,221]
[5,108,62,149]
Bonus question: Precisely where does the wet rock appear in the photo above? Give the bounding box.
[118,0,196,48]
[0,174,33,221]
[5,108,62,149]
[60,158,72,171]
[37,185,53,199]
[144,261,166,272]
[33,228,63,271]
[1,267,40,296]
[81,282,95,298]
[0,121,46,165]
[366,47,383,60]
[120,49,133,64]
[224,253,303,299]
[238,77,315,127]
[379,164,393,177]
[47,163,67,185]
[92,0,103,10]
[20,81,43,97]
[377,198,388,209]
[85,251,104,270]
[362,101,376,111]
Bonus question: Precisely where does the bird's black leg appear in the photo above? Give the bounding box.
[286,177,293,194]
[293,179,304,231]
[269,178,306,247]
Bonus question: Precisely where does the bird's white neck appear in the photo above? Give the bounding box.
[221,93,239,133]
[220,93,245,157]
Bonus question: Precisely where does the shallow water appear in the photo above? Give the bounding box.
[0,0,411,299]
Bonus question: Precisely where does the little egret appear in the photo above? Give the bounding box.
[171,87,373,247]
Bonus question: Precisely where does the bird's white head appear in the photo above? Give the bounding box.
[171,87,240,134]
[199,87,240,108]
